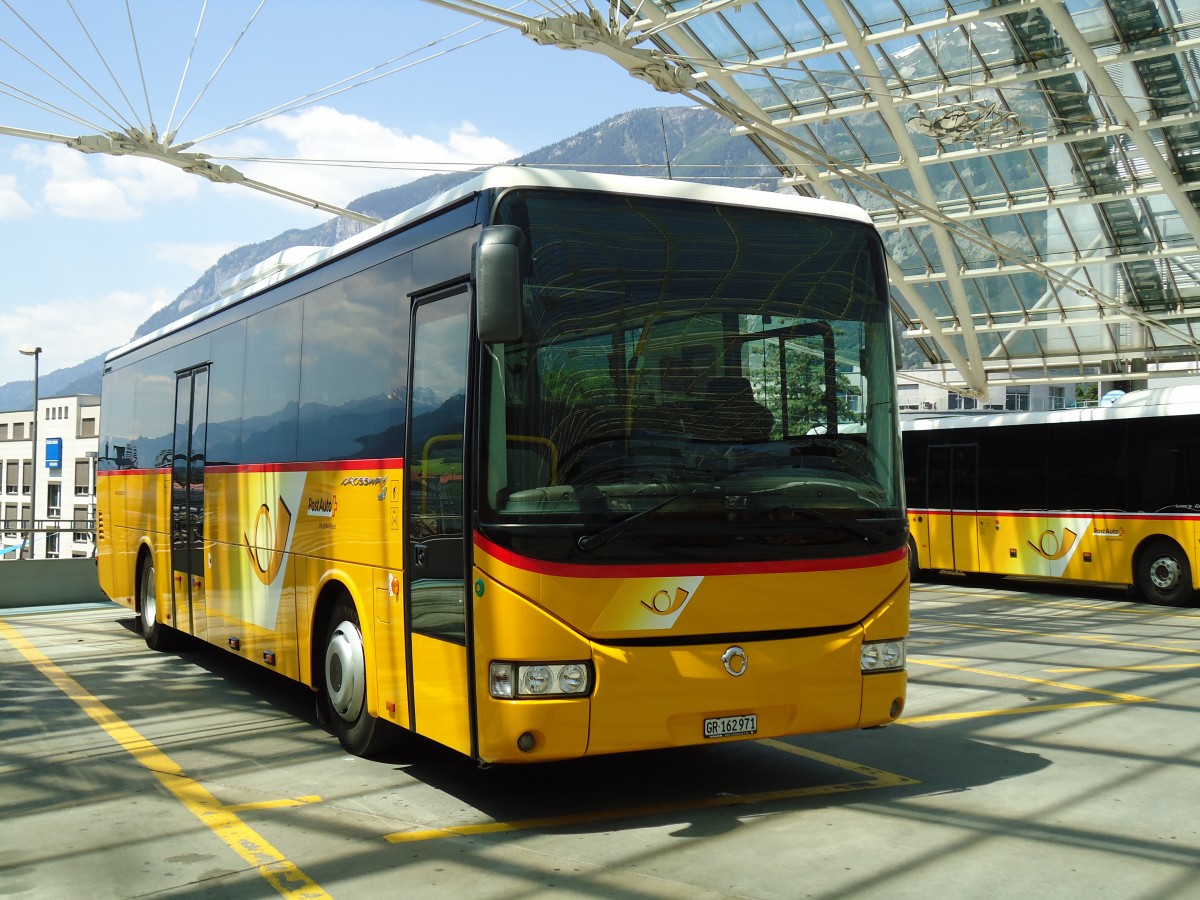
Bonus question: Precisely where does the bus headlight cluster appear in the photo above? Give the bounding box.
[861,639,906,673]
[489,661,592,699]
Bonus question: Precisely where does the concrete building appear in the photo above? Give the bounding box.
[0,395,100,561]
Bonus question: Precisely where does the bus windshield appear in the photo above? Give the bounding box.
[480,189,904,561]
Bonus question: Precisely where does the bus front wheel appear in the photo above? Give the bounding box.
[138,557,177,651]
[1136,540,1194,607]
[322,596,391,757]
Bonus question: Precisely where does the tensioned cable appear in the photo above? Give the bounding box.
[124,0,155,135]
[0,80,105,132]
[211,155,780,173]
[188,24,504,145]
[165,0,208,140]
[65,0,145,136]
[169,0,267,143]
[0,1,134,134]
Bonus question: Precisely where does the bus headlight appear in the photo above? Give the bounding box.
[861,639,906,673]
[489,661,592,698]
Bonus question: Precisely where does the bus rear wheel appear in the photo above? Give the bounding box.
[1136,540,1195,607]
[322,596,392,757]
[907,538,929,583]
[138,557,177,651]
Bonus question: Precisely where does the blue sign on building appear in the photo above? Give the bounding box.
[45,437,62,469]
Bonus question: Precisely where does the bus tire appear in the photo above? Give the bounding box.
[907,539,928,583]
[323,595,391,757]
[138,556,178,651]
[1135,539,1194,607]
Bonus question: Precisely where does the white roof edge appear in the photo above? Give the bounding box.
[217,245,330,298]
[903,384,1200,431]
[106,167,871,365]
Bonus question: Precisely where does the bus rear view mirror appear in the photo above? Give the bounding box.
[475,225,525,343]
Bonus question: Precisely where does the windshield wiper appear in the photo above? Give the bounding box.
[776,506,886,544]
[577,494,681,552]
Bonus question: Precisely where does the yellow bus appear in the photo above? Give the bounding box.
[905,386,1200,606]
[97,167,908,763]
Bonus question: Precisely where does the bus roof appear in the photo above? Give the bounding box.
[105,167,871,366]
[902,384,1200,433]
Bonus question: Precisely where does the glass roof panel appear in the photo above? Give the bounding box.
[606,0,1200,390]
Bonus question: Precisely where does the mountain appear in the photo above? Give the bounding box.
[0,106,774,411]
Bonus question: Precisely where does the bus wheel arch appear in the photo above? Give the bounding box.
[315,584,393,756]
[136,544,177,650]
[1134,537,1195,607]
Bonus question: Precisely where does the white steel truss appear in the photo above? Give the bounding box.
[425,0,1200,395]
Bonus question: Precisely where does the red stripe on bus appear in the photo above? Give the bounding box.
[909,508,1199,521]
[474,532,905,579]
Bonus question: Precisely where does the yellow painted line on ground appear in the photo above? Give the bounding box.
[924,619,1200,656]
[901,700,1130,724]
[384,739,917,843]
[224,795,323,813]
[1047,662,1200,674]
[922,591,1199,619]
[900,656,1154,724]
[0,619,328,900]
[909,657,1154,701]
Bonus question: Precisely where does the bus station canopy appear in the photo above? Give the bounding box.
[435,0,1200,399]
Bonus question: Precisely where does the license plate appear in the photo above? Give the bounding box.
[704,714,757,739]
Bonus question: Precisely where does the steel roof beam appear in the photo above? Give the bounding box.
[1040,2,1200,249]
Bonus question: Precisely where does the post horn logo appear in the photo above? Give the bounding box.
[1028,527,1078,561]
[641,587,690,616]
[244,497,292,585]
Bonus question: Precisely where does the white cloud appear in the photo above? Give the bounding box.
[0,287,173,386]
[6,109,520,224]
[13,142,200,220]
[0,174,34,219]
[230,106,520,207]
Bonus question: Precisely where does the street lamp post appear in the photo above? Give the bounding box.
[18,344,41,560]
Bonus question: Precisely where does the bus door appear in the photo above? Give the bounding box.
[926,443,979,573]
[404,288,473,756]
[171,365,209,638]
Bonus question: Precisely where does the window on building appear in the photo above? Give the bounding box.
[948,394,977,410]
[80,417,97,438]
[1005,386,1030,411]
[13,423,24,440]
[74,459,91,494]
[21,461,32,494]
[4,461,15,494]
[47,483,61,518]
[46,532,59,559]
[0,424,7,440]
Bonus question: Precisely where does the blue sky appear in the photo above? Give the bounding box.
[0,1,688,387]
